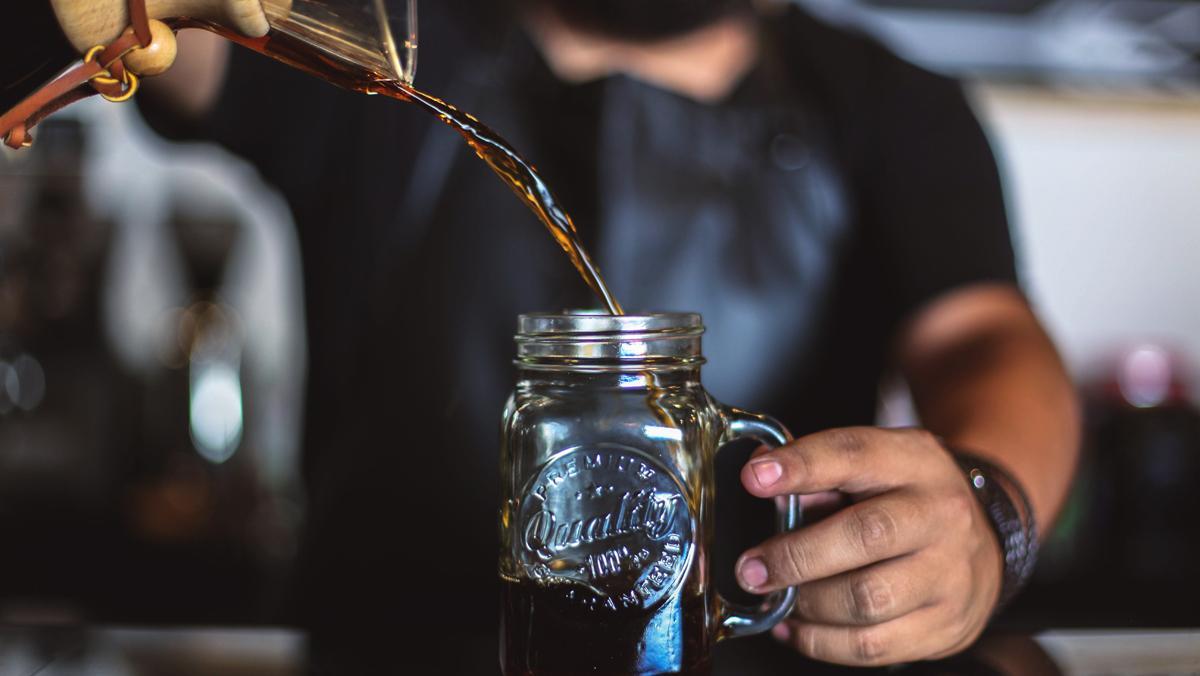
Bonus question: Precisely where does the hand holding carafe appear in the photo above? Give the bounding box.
[2,0,416,148]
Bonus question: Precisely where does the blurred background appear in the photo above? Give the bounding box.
[0,0,1197,633]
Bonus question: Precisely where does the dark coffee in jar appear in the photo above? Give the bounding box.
[502,578,713,675]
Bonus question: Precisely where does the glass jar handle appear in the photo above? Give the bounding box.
[717,406,802,640]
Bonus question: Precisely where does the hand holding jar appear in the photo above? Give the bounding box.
[737,428,1009,665]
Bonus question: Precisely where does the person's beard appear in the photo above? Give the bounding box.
[525,0,750,41]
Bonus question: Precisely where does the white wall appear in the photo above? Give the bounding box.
[971,85,1200,396]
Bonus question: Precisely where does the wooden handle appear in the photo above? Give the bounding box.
[121,19,177,75]
[50,0,269,53]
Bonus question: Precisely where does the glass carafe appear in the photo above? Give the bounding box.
[500,312,801,675]
[258,0,417,83]
[164,0,417,86]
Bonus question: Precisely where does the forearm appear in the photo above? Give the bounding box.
[899,284,1081,532]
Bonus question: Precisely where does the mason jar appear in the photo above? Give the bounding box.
[499,312,800,675]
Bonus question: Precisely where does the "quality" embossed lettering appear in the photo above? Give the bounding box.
[523,490,681,562]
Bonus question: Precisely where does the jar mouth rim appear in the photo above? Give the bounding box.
[516,311,704,338]
[515,312,705,370]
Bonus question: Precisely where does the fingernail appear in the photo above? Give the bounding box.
[750,460,782,488]
[771,622,791,642]
[739,557,769,591]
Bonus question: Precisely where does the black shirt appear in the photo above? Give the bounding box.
[141,3,1016,651]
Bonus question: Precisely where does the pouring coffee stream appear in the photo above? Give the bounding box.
[395,82,627,317]
[183,19,626,316]
[190,18,680,439]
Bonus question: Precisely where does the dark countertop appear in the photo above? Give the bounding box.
[1,626,1198,675]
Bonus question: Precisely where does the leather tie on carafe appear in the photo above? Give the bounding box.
[0,0,151,149]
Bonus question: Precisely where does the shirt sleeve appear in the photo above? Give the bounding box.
[857,48,1019,319]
